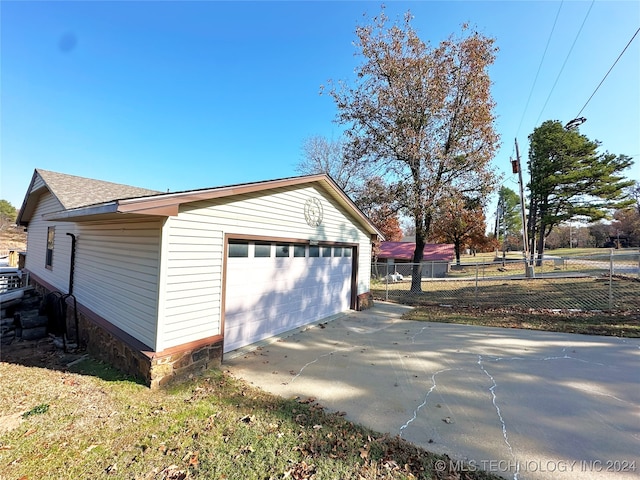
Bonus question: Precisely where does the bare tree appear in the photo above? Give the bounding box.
[325,9,500,291]
[296,136,359,196]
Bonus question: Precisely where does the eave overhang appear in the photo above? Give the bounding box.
[32,173,384,239]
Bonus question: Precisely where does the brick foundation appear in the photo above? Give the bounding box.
[149,342,222,389]
[29,276,222,389]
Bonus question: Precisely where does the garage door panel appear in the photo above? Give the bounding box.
[224,248,352,353]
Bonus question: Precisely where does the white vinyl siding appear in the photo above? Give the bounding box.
[24,192,76,292]
[158,184,372,351]
[156,218,223,351]
[30,175,46,192]
[183,186,369,246]
[25,179,373,355]
[24,194,161,348]
[72,221,162,349]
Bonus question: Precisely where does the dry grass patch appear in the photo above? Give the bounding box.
[0,356,500,480]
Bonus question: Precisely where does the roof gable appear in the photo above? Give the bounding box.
[17,169,161,225]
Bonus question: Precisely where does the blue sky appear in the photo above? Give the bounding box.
[2,1,639,227]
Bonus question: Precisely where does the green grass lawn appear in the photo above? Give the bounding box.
[372,276,640,338]
[0,358,499,480]
[403,305,640,337]
[457,247,639,264]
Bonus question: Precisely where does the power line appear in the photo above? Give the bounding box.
[515,1,564,140]
[535,0,595,126]
[575,26,640,118]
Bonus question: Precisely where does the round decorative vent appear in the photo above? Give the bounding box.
[304,197,323,227]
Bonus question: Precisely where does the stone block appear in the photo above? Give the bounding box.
[357,292,374,311]
[21,326,47,340]
[192,346,209,363]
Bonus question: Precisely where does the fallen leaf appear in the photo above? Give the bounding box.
[158,464,187,480]
[239,414,255,424]
[239,445,254,454]
[83,444,99,454]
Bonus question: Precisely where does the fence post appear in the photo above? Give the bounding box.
[608,249,613,310]
[385,263,389,302]
[475,263,479,307]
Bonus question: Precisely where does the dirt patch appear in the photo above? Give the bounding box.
[0,412,23,435]
[0,224,26,253]
[0,336,86,370]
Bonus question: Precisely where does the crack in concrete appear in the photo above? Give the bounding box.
[484,349,605,367]
[397,335,624,480]
[282,319,636,480]
[410,326,430,344]
[399,367,457,436]
[542,348,605,366]
[478,355,519,480]
[287,349,341,384]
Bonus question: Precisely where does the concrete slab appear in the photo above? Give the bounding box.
[225,302,640,480]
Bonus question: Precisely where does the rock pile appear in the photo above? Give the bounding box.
[1,289,48,345]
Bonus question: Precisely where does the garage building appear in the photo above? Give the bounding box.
[17,169,381,387]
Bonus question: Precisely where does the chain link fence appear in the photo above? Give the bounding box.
[371,250,640,312]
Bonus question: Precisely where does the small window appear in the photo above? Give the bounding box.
[333,247,343,257]
[293,245,306,257]
[343,247,352,257]
[228,240,249,258]
[46,227,55,268]
[321,246,332,257]
[255,242,271,258]
[309,245,320,257]
[276,244,290,257]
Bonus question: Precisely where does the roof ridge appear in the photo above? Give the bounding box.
[35,169,162,210]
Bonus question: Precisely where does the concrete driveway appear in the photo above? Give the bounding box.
[225,302,640,480]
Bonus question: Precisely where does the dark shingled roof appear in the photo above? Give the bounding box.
[37,169,162,210]
[18,169,384,239]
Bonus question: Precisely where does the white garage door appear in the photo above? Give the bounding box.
[224,241,353,353]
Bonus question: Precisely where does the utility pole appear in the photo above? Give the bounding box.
[513,139,533,277]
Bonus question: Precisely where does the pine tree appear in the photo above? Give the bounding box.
[527,120,634,263]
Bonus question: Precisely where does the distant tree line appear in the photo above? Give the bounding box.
[0,199,18,230]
